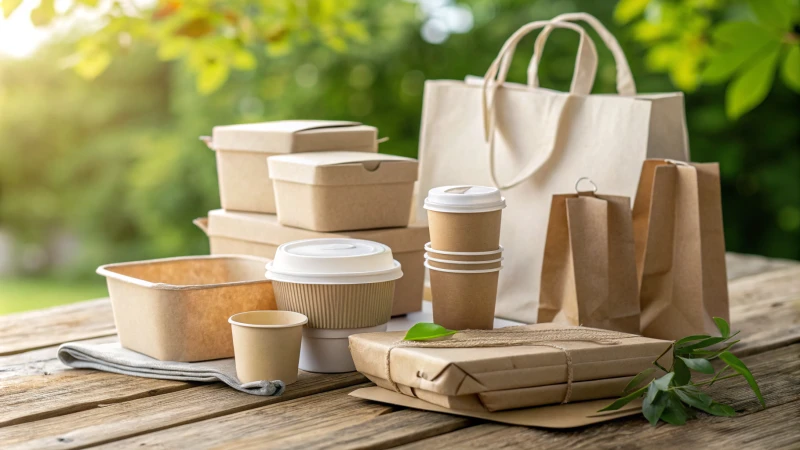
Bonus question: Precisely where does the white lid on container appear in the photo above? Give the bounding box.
[265,238,403,284]
[424,186,506,213]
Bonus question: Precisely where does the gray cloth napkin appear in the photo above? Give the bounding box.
[58,342,285,396]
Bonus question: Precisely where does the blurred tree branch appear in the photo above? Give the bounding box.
[615,0,800,119]
[2,0,371,93]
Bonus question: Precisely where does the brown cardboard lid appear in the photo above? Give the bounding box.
[268,152,418,186]
[210,120,377,153]
[206,210,429,253]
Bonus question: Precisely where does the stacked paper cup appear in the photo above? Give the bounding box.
[423,186,506,330]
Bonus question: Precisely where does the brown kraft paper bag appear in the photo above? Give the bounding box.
[633,160,729,340]
[538,187,640,333]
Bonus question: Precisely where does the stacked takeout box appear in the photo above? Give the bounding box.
[196,120,429,318]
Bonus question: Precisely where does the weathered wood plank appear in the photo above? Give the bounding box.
[276,408,473,450]
[0,298,115,356]
[395,344,800,450]
[725,252,797,280]
[0,371,367,450]
[728,266,800,356]
[0,336,118,380]
[90,384,392,449]
[0,370,191,427]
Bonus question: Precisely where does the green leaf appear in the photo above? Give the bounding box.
[197,60,229,94]
[678,336,726,352]
[674,335,710,347]
[726,44,781,119]
[614,0,650,24]
[231,49,256,70]
[781,45,800,93]
[2,0,23,18]
[653,372,675,391]
[73,49,111,79]
[403,323,457,341]
[599,384,648,412]
[157,39,189,61]
[713,317,730,338]
[266,39,292,57]
[623,367,656,395]
[675,387,714,409]
[30,0,55,26]
[706,402,737,417]
[643,387,667,426]
[660,392,689,425]
[719,351,766,407]
[673,358,691,386]
[747,0,791,31]
[712,21,773,45]
[678,357,715,374]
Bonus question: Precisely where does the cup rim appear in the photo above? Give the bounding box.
[424,261,503,274]
[229,310,309,328]
[424,254,504,265]
[424,242,504,256]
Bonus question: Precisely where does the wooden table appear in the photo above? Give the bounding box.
[1,253,798,449]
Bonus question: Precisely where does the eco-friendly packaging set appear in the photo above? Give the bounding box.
[207,120,378,214]
[267,239,403,373]
[632,159,730,340]
[97,255,276,362]
[194,209,429,316]
[348,324,672,413]
[537,180,641,333]
[268,152,418,232]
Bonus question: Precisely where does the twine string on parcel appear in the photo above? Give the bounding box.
[384,326,633,404]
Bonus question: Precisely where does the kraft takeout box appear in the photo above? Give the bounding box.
[268,152,418,232]
[194,209,429,316]
[348,324,672,397]
[207,120,378,214]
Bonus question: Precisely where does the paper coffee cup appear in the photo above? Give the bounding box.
[426,262,501,330]
[424,186,506,252]
[229,310,307,384]
[266,239,402,329]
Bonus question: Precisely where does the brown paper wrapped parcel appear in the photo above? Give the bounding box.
[349,324,672,412]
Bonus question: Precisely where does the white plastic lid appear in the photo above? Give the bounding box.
[265,238,403,284]
[424,185,506,213]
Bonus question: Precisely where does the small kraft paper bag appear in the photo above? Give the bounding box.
[538,178,640,333]
[633,160,729,340]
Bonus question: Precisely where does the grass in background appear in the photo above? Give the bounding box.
[0,277,108,315]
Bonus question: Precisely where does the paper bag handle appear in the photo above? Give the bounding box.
[527,13,637,95]
[482,21,598,190]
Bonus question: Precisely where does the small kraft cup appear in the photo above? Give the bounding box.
[266,238,403,373]
[424,186,506,252]
[229,310,308,384]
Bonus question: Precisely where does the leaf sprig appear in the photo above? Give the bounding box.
[601,317,764,426]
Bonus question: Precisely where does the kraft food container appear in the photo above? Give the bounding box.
[193,209,428,316]
[205,120,378,214]
[97,255,276,362]
[268,152,418,232]
[266,238,402,329]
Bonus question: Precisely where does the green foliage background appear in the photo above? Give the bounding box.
[0,0,798,297]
